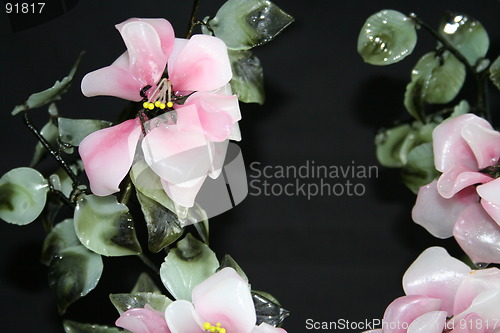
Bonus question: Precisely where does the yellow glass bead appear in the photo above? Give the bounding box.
[148,103,154,110]
[160,103,166,109]
[220,329,226,333]
[154,101,161,108]
[216,323,221,327]
[203,323,212,330]
[166,101,174,108]
[210,327,216,333]
[142,102,149,109]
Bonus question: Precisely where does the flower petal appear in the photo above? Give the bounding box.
[161,176,206,208]
[454,268,500,315]
[449,313,485,333]
[407,311,447,333]
[116,308,170,333]
[192,267,256,333]
[461,120,500,170]
[454,204,500,264]
[436,166,491,199]
[165,300,204,333]
[252,323,287,333]
[451,290,500,331]
[382,295,442,333]
[79,118,142,196]
[481,200,500,227]
[168,35,232,93]
[402,247,470,314]
[412,181,477,238]
[477,178,500,206]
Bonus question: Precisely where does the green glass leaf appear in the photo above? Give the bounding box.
[63,320,123,333]
[31,103,59,167]
[110,292,172,314]
[12,52,83,115]
[358,10,417,66]
[193,215,209,244]
[0,167,49,225]
[160,233,219,301]
[402,143,440,194]
[218,254,248,282]
[252,291,289,327]
[490,56,500,90]
[439,13,489,66]
[450,100,470,118]
[49,245,103,314]
[74,194,142,256]
[136,189,183,253]
[131,272,161,294]
[228,50,265,104]
[205,0,294,50]
[58,118,112,147]
[375,124,412,167]
[41,218,80,265]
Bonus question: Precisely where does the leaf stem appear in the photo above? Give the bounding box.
[186,0,201,38]
[138,254,159,273]
[23,112,80,186]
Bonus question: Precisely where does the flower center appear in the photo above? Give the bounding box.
[142,78,174,111]
[479,163,500,178]
[203,322,227,333]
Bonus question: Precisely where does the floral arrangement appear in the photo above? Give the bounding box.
[357,9,499,333]
[0,0,293,332]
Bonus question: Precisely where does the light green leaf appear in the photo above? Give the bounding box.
[58,118,112,147]
[41,218,80,265]
[63,320,123,333]
[31,103,59,167]
[450,100,470,118]
[205,0,293,50]
[218,254,248,282]
[160,233,219,301]
[131,272,161,294]
[490,56,500,90]
[110,292,172,314]
[74,194,142,256]
[439,13,489,66]
[0,167,49,225]
[12,52,83,115]
[136,189,183,253]
[228,50,265,104]
[358,10,417,66]
[402,143,440,194]
[375,124,412,167]
[252,291,289,327]
[49,245,103,314]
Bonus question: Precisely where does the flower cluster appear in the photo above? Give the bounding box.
[412,114,500,264]
[363,247,500,333]
[115,268,287,333]
[79,18,241,208]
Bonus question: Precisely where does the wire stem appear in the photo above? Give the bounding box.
[186,0,201,38]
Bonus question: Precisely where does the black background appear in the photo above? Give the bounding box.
[0,0,499,332]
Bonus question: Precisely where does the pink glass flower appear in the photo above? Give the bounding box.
[412,114,500,264]
[363,247,500,333]
[79,18,242,207]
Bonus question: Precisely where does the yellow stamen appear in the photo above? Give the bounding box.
[166,101,174,108]
[154,101,161,108]
[142,102,149,109]
[203,323,211,330]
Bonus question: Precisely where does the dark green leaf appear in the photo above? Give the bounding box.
[218,254,248,282]
[110,292,172,314]
[63,320,123,333]
[193,215,209,244]
[402,143,440,194]
[136,189,183,253]
[228,50,265,104]
[58,118,112,147]
[205,0,294,50]
[41,218,80,265]
[74,194,142,256]
[490,56,500,90]
[358,10,417,66]
[160,234,219,301]
[12,52,84,115]
[131,272,161,294]
[0,167,49,225]
[252,291,289,327]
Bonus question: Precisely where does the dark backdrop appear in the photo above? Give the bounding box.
[1,1,499,332]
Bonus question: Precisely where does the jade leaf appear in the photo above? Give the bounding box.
[63,320,123,333]
[358,10,417,66]
[205,0,294,50]
[12,52,83,115]
[58,118,112,147]
[41,218,80,265]
[131,272,162,294]
[252,291,290,327]
[490,56,500,90]
[218,254,248,282]
[110,292,172,314]
[160,233,219,301]
[375,124,412,167]
[402,143,440,194]
[74,194,142,256]
[136,189,183,253]
[0,167,49,225]
[31,103,59,167]
[438,13,489,66]
[228,50,265,104]
[49,245,103,314]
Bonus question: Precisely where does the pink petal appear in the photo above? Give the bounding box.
[412,181,477,238]
[433,114,490,172]
[182,92,241,142]
[402,247,470,314]
[451,290,500,332]
[407,311,447,333]
[454,268,500,315]
[79,118,142,196]
[116,308,170,333]
[461,120,500,170]
[192,268,256,333]
[437,166,491,199]
[477,178,500,206]
[449,313,485,333]
[481,200,500,227]
[382,295,442,333]
[361,331,383,333]
[161,176,206,208]
[165,300,204,333]
[453,204,500,264]
[252,323,287,333]
[168,35,232,93]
